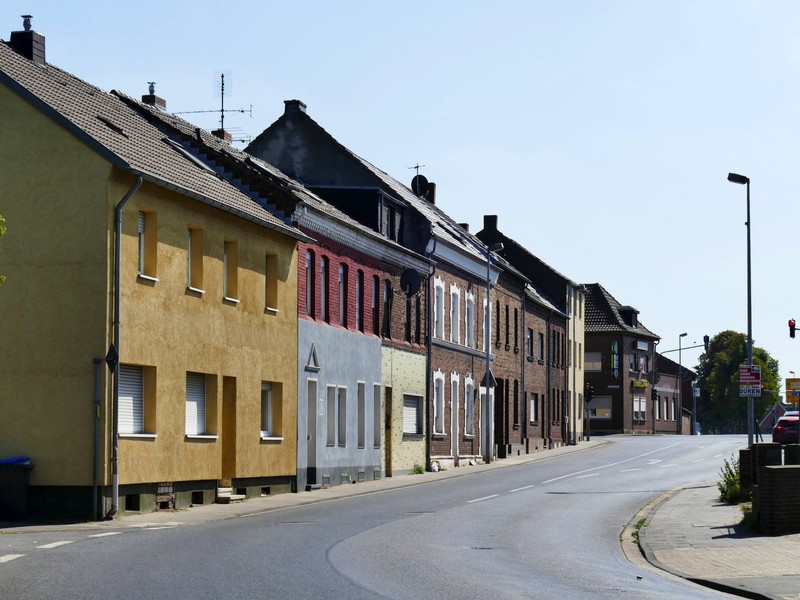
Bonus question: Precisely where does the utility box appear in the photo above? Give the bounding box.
[0,457,33,519]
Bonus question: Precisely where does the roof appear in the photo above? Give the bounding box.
[583,282,659,340]
[0,40,307,241]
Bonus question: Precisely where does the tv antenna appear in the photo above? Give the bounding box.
[174,72,253,143]
[406,163,426,177]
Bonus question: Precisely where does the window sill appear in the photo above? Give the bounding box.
[264,306,279,316]
[260,435,284,442]
[402,432,424,438]
[223,296,240,304]
[464,433,475,439]
[185,434,218,440]
[187,286,206,295]
[137,273,159,283]
[120,433,157,439]
[526,356,535,363]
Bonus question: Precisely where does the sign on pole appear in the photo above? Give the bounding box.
[739,364,761,397]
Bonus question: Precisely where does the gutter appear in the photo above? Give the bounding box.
[107,175,143,519]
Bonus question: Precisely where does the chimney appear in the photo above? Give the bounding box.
[483,215,498,232]
[458,223,469,232]
[427,182,436,204]
[10,15,45,65]
[211,128,233,144]
[141,82,167,110]
[284,99,307,115]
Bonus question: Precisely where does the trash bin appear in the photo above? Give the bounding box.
[0,456,33,519]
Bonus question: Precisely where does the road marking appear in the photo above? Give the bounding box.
[127,522,183,528]
[713,453,724,458]
[659,463,678,468]
[0,554,24,563]
[575,473,599,479]
[541,442,681,484]
[692,459,705,463]
[143,526,176,531]
[509,485,534,493]
[37,541,73,549]
[619,468,641,472]
[88,532,122,538]
[467,494,499,504]
[647,459,662,464]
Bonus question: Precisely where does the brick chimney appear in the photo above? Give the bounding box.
[211,128,232,143]
[483,215,498,232]
[284,99,307,115]
[141,82,167,110]
[10,15,45,65]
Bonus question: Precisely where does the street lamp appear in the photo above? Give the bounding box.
[678,333,687,434]
[728,172,754,445]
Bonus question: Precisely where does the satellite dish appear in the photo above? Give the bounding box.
[411,175,429,197]
[400,269,421,296]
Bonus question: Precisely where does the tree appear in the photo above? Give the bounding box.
[0,213,5,285]
[694,330,779,434]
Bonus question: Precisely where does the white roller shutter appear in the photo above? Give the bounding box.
[186,372,206,435]
[119,365,143,434]
[403,396,421,434]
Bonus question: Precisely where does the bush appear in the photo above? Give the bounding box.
[718,455,741,504]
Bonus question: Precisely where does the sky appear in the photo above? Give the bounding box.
[3,1,800,395]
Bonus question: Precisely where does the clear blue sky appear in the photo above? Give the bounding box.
[4,1,800,396]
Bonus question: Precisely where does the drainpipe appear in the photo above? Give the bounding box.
[107,176,143,519]
[92,357,102,521]
[521,291,527,449]
[546,311,552,448]
[424,237,437,470]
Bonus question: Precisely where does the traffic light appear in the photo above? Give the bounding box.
[790,319,796,339]
[585,383,593,402]
[703,335,709,351]
[651,387,659,402]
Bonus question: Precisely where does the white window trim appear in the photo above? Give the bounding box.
[465,290,476,348]
[120,433,158,439]
[433,277,445,339]
[433,369,445,435]
[464,376,475,437]
[185,434,219,440]
[449,284,461,345]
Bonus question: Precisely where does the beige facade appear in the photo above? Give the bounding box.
[567,285,586,443]
[381,348,427,475]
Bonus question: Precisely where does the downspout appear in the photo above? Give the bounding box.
[652,339,659,435]
[546,311,552,448]
[108,176,143,519]
[571,293,577,445]
[564,313,570,445]
[92,357,102,521]
[424,236,437,471]
[521,291,527,449]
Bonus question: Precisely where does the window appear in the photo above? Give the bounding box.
[671,397,676,421]
[465,378,475,436]
[320,256,329,322]
[261,382,273,437]
[306,251,315,318]
[633,396,647,421]
[382,279,392,338]
[326,385,336,446]
[415,295,421,344]
[526,328,534,358]
[504,304,509,349]
[483,298,492,352]
[538,332,545,361]
[372,276,380,335]
[137,210,158,280]
[513,308,519,352]
[495,300,501,347]
[450,285,460,344]
[403,395,423,434]
[404,296,412,342]
[465,291,475,348]
[186,372,206,435]
[434,277,445,339]
[433,371,445,435]
[664,396,669,421]
[629,353,636,371]
[356,270,364,332]
[513,380,519,426]
[187,227,204,292]
[223,240,238,301]
[265,253,278,312]
[451,377,459,437]
[579,343,582,369]
[119,365,144,435]
[357,382,366,449]
[590,395,612,419]
[338,387,347,447]
[530,392,538,423]
[654,393,660,420]
[373,384,381,448]
[585,352,602,371]
[338,264,348,327]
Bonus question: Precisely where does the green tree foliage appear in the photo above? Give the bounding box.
[0,213,5,285]
[694,330,779,434]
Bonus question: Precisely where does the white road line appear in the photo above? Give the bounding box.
[37,541,73,549]
[541,442,681,484]
[575,473,599,479]
[127,522,183,528]
[647,459,662,464]
[619,468,641,472]
[0,554,25,563]
[714,453,724,458]
[692,459,705,463]
[659,463,678,468]
[467,494,499,504]
[88,532,122,538]
[509,485,534,493]
[143,526,176,530]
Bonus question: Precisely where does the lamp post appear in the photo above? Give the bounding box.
[482,242,503,463]
[728,172,754,446]
[678,333,687,434]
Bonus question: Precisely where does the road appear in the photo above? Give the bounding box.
[0,435,745,599]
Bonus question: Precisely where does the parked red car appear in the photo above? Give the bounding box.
[772,411,799,444]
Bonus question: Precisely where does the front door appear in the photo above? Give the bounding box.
[307,379,317,485]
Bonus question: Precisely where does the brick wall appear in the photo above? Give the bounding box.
[758,465,800,535]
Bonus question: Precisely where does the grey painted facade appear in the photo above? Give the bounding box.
[298,319,383,491]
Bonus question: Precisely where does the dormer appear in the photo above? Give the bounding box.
[619,306,639,328]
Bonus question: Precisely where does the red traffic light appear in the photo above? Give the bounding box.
[790,319,796,339]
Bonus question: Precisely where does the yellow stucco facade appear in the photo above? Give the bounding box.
[0,81,300,515]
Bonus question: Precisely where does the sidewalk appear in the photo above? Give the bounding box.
[0,440,606,533]
[638,483,800,600]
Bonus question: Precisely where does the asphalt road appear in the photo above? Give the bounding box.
[0,435,746,599]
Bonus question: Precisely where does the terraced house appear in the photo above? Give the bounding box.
[247,101,503,468]
[0,22,311,518]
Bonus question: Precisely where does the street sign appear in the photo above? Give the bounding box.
[786,378,800,391]
[739,365,761,397]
